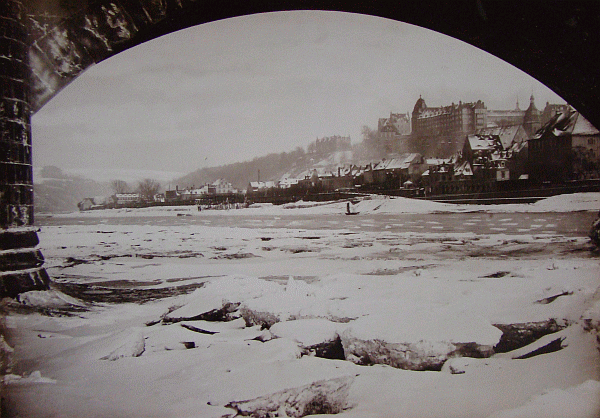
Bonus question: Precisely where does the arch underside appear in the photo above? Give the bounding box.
[27,0,600,128]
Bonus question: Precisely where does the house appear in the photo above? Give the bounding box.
[462,134,520,183]
[212,179,236,194]
[114,193,140,206]
[453,160,474,180]
[571,112,600,156]
[569,112,600,179]
[462,134,503,163]
[367,153,425,188]
[247,181,277,194]
[541,103,570,126]
[165,189,180,202]
[477,125,528,149]
[421,158,456,195]
[528,109,598,181]
[78,197,107,211]
[278,177,300,189]
[502,139,529,180]
[319,167,355,191]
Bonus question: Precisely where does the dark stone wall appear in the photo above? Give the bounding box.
[1,0,33,228]
[0,0,49,297]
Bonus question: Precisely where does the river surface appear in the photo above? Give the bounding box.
[37,210,597,237]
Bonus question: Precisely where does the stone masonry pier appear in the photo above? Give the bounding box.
[0,0,49,297]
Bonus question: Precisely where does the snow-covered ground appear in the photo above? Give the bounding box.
[2,193,600,417]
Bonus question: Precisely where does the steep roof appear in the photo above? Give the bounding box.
[572,112,600,135]
[466,134,503,151]
[454,161,473,176]
[374,153,422,170]
[532,109,598,139]
[477,125,525,148]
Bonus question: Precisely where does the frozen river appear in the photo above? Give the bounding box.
[5,195,599,418]
[37,210,597,236]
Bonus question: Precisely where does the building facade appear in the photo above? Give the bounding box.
[528,111,575,181]
[541,103,570,126]
[378,112,411,137]
[486,99,524,127]
[529,108,599,181]
[411,97,487,138]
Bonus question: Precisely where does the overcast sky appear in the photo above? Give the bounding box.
[32,11,565,182]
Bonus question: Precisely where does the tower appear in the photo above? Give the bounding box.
[523,94,542,136]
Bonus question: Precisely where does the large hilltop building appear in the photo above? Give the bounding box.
[407,95,549,157]
[410,96,487,156]
[411,95,544,139]
[485,95,542,136]
[486,99,525,127]
[411,96,487,137]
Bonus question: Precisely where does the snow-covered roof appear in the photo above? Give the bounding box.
[467,134,503,151]
[426,158,451,166]
[279,178,300,186]
[532,109,598,139]
[454,161,473,176]
[572,112,599,136]
[249,181,276,189]
[477,125,525,148]
[374,153,422,170]
[182,188,205,194]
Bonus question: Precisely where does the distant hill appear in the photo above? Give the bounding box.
[174,146,366,191]
[34,166,110,213]
[175,147,311,190]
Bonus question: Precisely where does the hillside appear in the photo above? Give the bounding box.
[174,137,377,191]
[34,167,110,213]
[175,147,344,190]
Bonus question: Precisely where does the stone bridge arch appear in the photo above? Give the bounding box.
[1,0,599,296]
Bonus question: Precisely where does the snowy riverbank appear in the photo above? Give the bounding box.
[41,192,600,219]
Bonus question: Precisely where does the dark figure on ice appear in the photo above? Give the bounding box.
[345,201,359,216]
[590,210,600,248]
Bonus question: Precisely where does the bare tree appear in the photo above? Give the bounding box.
[137,178,161,201]
[111,179,129,194]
